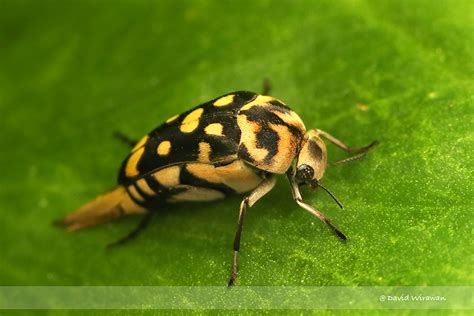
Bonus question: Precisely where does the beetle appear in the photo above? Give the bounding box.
[56,83,377,286]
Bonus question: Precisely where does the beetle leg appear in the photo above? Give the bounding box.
[287,172,347,241]
[330,152,373,165]
[106,211,154,249]
[113,131,138,148]
[261,78,272,95]
[315,129,378,165]
[228,175,276,287]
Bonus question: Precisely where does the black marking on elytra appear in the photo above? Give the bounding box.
[181,164,236,195]
[256,124,280,164]
[124,132,198,184]
[221,118,241,140]
[206,120,241,162]
[207,138,238,162]
[147,92,250,139]
[216,91,257,108]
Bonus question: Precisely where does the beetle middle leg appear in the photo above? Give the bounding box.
[315,129,378,165]
[287,172,347,241]
[228,175,276,287]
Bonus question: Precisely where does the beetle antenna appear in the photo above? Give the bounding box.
[312,181,344,209]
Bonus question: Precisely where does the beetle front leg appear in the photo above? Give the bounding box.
[287,172,347,241]
[315,129,378,165]
[228,176,276,287]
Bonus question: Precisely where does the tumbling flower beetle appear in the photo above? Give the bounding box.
[56,83,377,286]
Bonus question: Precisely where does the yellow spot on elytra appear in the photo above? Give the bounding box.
[125,147,145,178]
[204,123,224,136]
[241,95,279,110]
[132,135,148,152]
[128,185,145,202]
[213,94,235,107]
[198,142,212,162]
[153,166,181,187]
[166,114,179,123]
[180,108,204,133]
[136,178,156,196]
[157,140,171,156]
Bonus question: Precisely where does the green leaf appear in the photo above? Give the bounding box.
[0,0,471,304]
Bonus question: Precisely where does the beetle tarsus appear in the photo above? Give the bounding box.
[345,140,379,154]
[228,250,238,287]
[335,229,347,241]
[330,140,379,165]
[324,220,347,241]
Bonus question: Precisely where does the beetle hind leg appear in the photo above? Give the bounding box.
[228,176,276,287]
[106,211,155,249]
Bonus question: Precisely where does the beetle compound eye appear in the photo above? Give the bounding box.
[296,164,314,181]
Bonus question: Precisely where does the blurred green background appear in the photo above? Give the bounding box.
[0,0,472,292]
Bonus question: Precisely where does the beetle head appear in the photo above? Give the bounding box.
[295,129,327,184]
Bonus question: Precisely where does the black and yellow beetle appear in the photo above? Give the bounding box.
[57,84,377,286]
